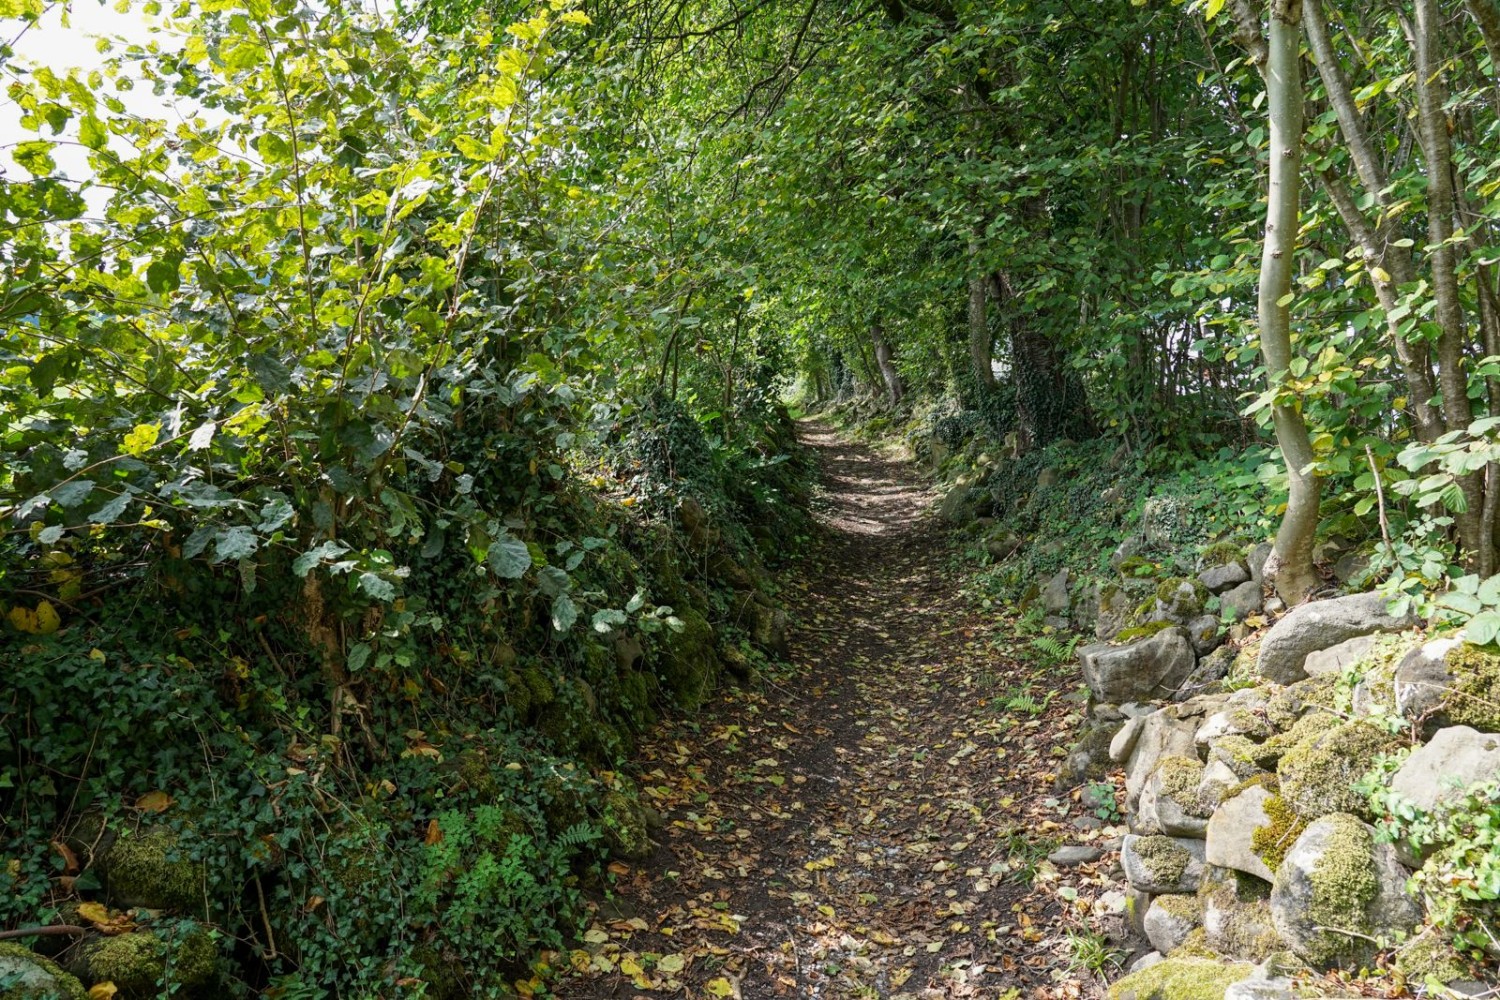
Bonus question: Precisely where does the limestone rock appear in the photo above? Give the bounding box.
[1269,814,1420,969]
[1394,640,1500,732]
[1205,784,1277,883]
[0,942,87,1000]
[1138,756,1211,838]
[1096,585,1137,642]
[1143,894,1202,955]
[1127,951,1164,975]
[1081,629,1198,704]
[1152,578,1210,626]
[1042,568,1071,615]
[1389,726,1500,814]
[1121,834,1206,894]
[1223,965,1296,1000]
[1199,561,1250,594]
[1110,715,1149,764]
[1302,633,1379,679]
[1255,591,1419,685]
[1184,615,1222,657]
[1048,844,1103,866]
[1198,865,1280,962]
[1221,580,1264,623]
[1277,720,1399,820]
[1247,543,1272,587]
[1123,712,1199,812]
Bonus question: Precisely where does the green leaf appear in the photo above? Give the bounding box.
[213,525,259,563]
[78,114,107,150]
[551,593,578,632]
[591,608,628,633]
[486,534,531,578]
[358,571,396,601]
[1466,610,1500,646]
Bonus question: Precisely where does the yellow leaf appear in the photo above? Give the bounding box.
[561,9,590,25]
[77,902,111,926]
[135,790,173,813]
[705,978,735,998]
[1371,266,1392,283]
[88,984,118,999]
[7,605,37,633]
[657,953,686,974]
[619,956,643,977]
[121,422,160,457]
[1204,0,1226,19]
[32,600,59,634]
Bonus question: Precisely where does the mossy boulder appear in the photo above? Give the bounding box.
[1107,956,1253,1000]
[73,926,218,999]
[1197,865,1281,962]
[1276,720,1400,820]
[100,826,206,913]
[1143,894,1202,955]
[1121,834,1205,894]
[1393,639,1500,732]
[0,942,87,1000]
[1139,756,1212,837]
[1268,813,1420,969]
[600,781,652,860]
[658,608,719,709]
[1263,675,1340,730]
[1255,710,1338,766]
[1151,578,1210,626]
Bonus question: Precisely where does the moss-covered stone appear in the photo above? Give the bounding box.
[1197,867,1281,962]
[1300,814,1383,968]
[1277,720,1400,819]
[1106,956,1252,1000]
[1436,643,1500,731]
[411,944,469,1000]
[1394,930,1472,983]
[1153,578,1209,622]
[1257,710,1339,764]
[1209,734,1273,779]
[1115,620,1177,644]
[1200,541,1247,569]
[101,826,206,913]
[77,926,217,999]
[600,783,652,860]
[1117,555,1157,579]
[1264,675,1340,730]
[657,607,719,709]
[1130,835,1194,888]
[1153,756,1212,818]
[0,942,87,1000]
[1167,926,1215,959]
[1249,793,1306,874]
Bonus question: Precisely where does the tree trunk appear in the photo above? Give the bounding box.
[968,272,996,393]
[870,321,904,407]
[1258,0,1321,605]
[1410,0,1487,567]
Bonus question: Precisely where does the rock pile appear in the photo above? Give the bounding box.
[1063,575,1500,999]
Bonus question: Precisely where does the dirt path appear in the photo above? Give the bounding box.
[555,423,1114,1000]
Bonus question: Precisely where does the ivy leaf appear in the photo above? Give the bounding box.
[1466,610,1500,646]
[187,421,216,451]
[486,534,532,578]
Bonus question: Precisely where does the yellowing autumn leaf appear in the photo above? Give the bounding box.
[8,600,59,635]
[121,422,160,457]
[88,984,118,1000]
[77,902,112,927]
[656,953,686,974]
[135,790,173,813]
[705,978,735,998]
